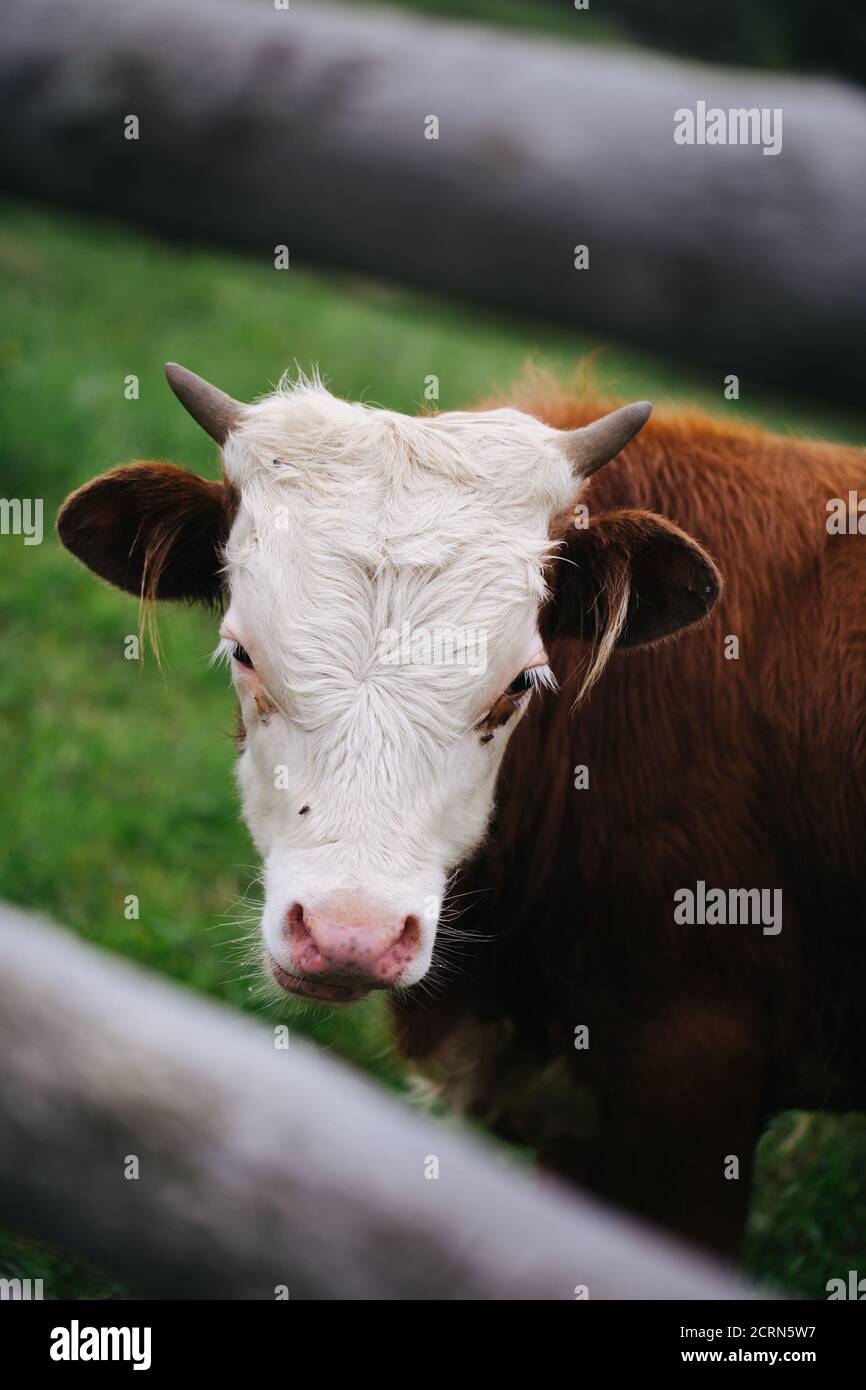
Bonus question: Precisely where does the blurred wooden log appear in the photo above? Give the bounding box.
[0,902,749,1299]
[1,0,863,402]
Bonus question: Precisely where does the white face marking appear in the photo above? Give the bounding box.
[218,382,577,1001]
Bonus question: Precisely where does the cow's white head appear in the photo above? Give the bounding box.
[58,365,720,1003]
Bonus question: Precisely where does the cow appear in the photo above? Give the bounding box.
[57,364,866,1260]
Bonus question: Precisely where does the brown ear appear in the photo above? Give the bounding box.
[57,462,230,604]
[543,508,721,650]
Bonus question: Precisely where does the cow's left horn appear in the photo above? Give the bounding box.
[562,401,652,479]
[165,363,245,445]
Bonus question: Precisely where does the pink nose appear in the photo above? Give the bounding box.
[284,898,421,987]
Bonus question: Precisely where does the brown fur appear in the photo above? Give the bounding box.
[393,383,866,1258]
[57,461,237,607]
[543,507,721,698]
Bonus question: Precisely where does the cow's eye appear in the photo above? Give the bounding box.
[476,663,555,735]
[478,670,534,733]
[506,670,533,697]
[232,643,254,670]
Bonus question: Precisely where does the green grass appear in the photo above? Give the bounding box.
[1,198,865,1299]
[0,1231,136,1302]
[746,1113,866,1297]
[345,0,630,47]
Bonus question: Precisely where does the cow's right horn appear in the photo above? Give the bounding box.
[165,363,246,445]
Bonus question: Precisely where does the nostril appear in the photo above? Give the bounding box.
[400,914,421,952]
[284,901,304,935]
[285,902,312,946]
[375,914,422,979]
[283,902,326,972]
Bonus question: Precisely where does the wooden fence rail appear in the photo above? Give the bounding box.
[0,903,753,1299]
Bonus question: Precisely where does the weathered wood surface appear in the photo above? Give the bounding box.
[0,0,864,402]
[0,903,752,1299]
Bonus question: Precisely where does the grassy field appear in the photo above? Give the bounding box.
[347,0,629,46]
[1,197,865,1299]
